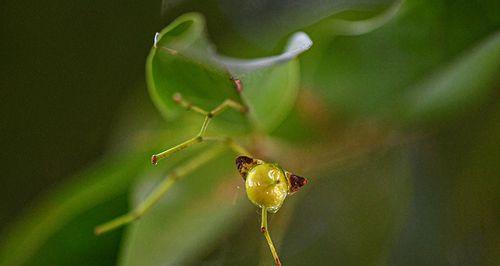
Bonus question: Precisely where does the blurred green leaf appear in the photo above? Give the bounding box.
[242,61,300,132]
[400,31,500,123]
[302,0,499,121]
[119,149,252,266]
[269,104,322,142]
[322,0,403,36]
[0,122,200,266]
[218,0,396,48]
[0,151,148,266]
[22,195,127,266]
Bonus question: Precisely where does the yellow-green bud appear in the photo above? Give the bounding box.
[245,163,288,213]
[235,156,308,213]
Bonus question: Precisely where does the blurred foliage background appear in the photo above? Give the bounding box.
[1,0,499,265]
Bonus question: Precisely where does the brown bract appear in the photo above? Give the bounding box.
[288,174,308,194]
[235,155,262,180]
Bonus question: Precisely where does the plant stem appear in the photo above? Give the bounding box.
[151,136,202,165]
[261,207,282,266]
[94,146,225,235]
[151,93,248,165]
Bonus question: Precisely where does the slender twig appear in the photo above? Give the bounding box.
[261,207,282,266]
[94,146,225,235]
[151,93,248,165]
[95,93,250,235]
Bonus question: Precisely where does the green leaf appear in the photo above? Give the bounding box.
[146,13,244,123]
[242,60,301,132]
[147,13,311,133]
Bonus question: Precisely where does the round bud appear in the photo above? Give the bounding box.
[245,163,288,213]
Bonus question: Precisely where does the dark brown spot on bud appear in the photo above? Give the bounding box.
[289,174,308,193]
[151,155,158,165]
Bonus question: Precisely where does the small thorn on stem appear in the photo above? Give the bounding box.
[231,78,243,93]
[260,227,267,233]
[151,155,158,165]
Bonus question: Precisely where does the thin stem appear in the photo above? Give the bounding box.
[172,92,208,116]
[151,93,248,165]
[261,207,282,266]
[151,136,202,165]
[95,146,225,235]
[96,94,250,236]
[261,207,267,232]
[198,116,211,135]
[211,99,248,116]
